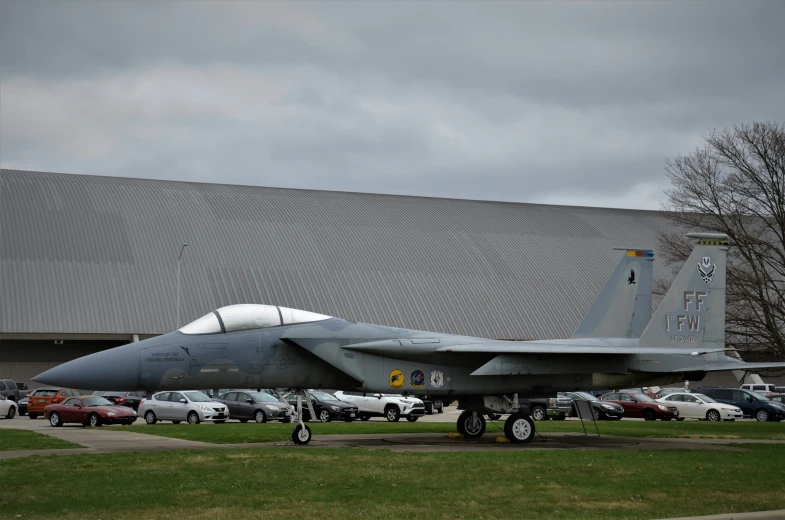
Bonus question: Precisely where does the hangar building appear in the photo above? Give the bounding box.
[0,169,763,388]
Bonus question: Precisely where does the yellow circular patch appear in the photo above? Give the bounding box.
[389,369,404,388]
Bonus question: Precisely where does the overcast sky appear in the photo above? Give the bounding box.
[1,1,783,209]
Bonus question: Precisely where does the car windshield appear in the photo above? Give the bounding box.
[311,391,339,402]
[250,392,279,403]
[692,393,716,403]
[634,394,655,402]
[573,392,598,401]
[84,397,113,407]
[748,391,770,402]
[183,391,212,402]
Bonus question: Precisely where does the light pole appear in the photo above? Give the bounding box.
[176,243,189,328]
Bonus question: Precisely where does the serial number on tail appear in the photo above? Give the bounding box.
[670,335,696,343]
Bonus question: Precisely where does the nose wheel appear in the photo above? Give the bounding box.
[291,389,318,445]
[292,423,312,444]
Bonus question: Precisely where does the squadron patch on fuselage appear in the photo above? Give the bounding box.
[389,369,404,388]
[430,370,444,388]
[410,370,425,389]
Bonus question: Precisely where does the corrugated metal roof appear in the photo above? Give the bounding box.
[0,169,679,339]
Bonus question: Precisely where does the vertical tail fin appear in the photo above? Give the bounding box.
[572,249,654,339]
[638,233,728,349]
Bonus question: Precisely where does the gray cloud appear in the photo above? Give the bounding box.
[1,0,784,209]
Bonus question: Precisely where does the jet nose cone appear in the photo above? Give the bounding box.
[34,342,142,390]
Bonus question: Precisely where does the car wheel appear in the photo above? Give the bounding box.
[706,409,721,422]
[385,406,400,422]
[755,409,770,422]
[531,405,547,421]
[317,410,331,423]
[458,411,486,438]
[424,402,433,415]
[187,411,200,424]
[144,411,157,424]
[406,416,419,422]
[255,410,267,423]
[642,409,657,421]
[504,413,534,443]
[292,424,312,445]
[49,411,62,427]
[359,414,370,421]
[239,419,248,423]
[88,413,101,427]
[593,408,601,421]
[6,406,16,419]
[172,420,181,424]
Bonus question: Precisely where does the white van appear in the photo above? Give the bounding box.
[740,383,778,395]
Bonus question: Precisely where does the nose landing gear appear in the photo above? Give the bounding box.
[291,389,318,445]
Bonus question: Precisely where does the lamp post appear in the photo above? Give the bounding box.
[176,243,189,328]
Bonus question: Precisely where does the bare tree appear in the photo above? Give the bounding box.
[660,122,785,363]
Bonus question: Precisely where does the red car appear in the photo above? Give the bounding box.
[599,391,679,421]
[44,396,138,427]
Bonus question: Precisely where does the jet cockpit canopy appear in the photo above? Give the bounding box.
[179,304,331,335]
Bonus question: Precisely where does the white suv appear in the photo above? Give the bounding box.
[138,390,228,425]
[334,391,425,422]
[740,383,778,396]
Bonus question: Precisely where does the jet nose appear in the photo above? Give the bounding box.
[34,341,143,391]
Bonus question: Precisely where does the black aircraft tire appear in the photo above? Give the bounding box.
[292,424,312,445]
[504,413,535,443]
[458,411,486,438]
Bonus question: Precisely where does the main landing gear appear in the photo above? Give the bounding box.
[456,394,536,443]
[291,389,318,445]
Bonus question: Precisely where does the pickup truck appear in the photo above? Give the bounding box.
[526,396,572,421]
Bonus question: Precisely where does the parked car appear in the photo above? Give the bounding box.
[693,387,785,422]
[283,391,358,422]
[419,395,445,414]
[15,382,30,398]
[215,391,292,423]
[618,387,656,398]
[0,395,18,418]
[44,396,137,427]
[740,383,779,396]
[600,391,679,421]
[653,387,689,399]
[138,391,228,425]
[656,392,742,421]
[334,391,425,422]
[26,388,82,419]
[769,394,785,404]
[93,391,146,410]
[558,391,624,420]
[527,396,572,421]
[0,379,20,401]
[17,395,28,416]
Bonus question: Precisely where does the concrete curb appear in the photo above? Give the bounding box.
[656,510,785,520]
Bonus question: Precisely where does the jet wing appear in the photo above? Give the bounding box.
[434,343,726,356]
[670,361,785,372]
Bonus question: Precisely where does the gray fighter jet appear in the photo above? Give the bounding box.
[34,233,785,444]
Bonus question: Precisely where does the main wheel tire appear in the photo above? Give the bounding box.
[318,410,331,423]
[187,411,200,425]
[144,411,157,424]
[255,410,267,423]
[359,414,370,421]
[292,424,312,445]
[642,409,657,421]
[406,416,419,422]
[6,406,16,419]
[504,413,535,443]
[49,411,62,427]
[531,405,547,421]
[756,409,770,422]
[172,420,181,424]
[458,411,486,438]
[88,413,101,427]
[385,406,401,423]
[706,409,721,422]
[239,419,248,423]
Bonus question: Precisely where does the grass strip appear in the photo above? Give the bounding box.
[0,429,83,451]
[1,444,784,519]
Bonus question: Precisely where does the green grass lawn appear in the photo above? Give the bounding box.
[0,429,83,451]
[2,444,785,519]
[115,418,785,444]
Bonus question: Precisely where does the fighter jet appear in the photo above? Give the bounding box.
[34,233,785,444]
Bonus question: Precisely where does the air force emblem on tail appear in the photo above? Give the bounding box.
[698,256,715,284]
